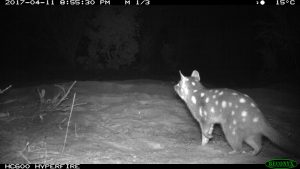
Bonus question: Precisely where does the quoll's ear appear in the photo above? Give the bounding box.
[191,70,200,82]
[179,70,188,81]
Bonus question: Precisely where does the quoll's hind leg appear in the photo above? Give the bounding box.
[222,125,243,154]
[245,134,262,156]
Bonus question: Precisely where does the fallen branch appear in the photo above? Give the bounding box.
[62,92,76,154]
[0,85,12,94]
[19,142,31,164]
[37,81,77,115]
[54,81,77,108]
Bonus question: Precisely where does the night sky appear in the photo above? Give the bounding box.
[1,5,300,87]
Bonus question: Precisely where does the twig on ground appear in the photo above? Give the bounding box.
[19,142,31,164]
[54,81,77,108]
[56,102,87,112]
[0,85,12,94]
[36,81,77,120]
[62,92,76,154]
[59,118,67,130]
[75,123,79,137]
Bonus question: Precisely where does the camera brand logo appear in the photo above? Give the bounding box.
[265,159,298,169]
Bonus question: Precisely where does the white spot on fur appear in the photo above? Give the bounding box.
[232,129,236,135]
[231,111,235,116]
[219,91,224,95]
[215,90,219,93]
[244,94,249,97]
[251,103,256,107]
[242,118,246,122]
[232,93,238,95]
[193,89,198,93]
[215,100,219,105]
[241,111,247,117]
[212,95,216,99]
[222,101,227,108]
[228,102,232,107]
[204,110,207,116]
[201,93,205,97]
[233,119,237,125]
[235,105,239,108]
[199,107,203,117]
[253,117,259,123]
[191,82,196,86]
[229,125,232,129]
[205,97,210,103]
[239,98,246,103]
[210,107,215,113]
[191,96,197,104]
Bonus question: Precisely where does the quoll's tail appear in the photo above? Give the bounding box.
[263,123,300,157]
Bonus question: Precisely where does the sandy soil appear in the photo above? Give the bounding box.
[0,80,299,164]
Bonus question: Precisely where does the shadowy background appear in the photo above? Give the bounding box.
[1,6,300,88]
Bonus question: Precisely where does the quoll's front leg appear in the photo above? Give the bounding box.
[202,135,210,145]
[200,122,214,145]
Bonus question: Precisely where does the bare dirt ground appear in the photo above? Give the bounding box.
[0,80,300,164]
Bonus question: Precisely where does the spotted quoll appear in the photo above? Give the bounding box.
[174,70,297,155]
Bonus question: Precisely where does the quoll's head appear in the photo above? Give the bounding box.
[174,70,203,101]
